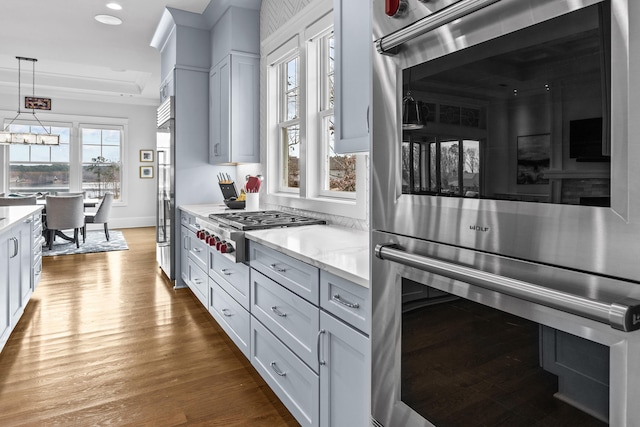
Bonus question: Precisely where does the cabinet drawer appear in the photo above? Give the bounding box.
[251,270,319,371]
[251,318,319,427]
[188,234,208,271]
[187,257,208,308]
[210,280,250,359]
[320,270,370,335]
[180,211,200,233]
[249,241,319,304]
[209,249,250,310]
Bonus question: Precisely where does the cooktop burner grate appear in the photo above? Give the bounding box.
[208,210,326,230]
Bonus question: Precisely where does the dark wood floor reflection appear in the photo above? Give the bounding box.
[0,227,298,426]
[402,298,607,427]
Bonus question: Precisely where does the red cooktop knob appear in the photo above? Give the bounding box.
[219,243,227,253]
[385,0,407,17]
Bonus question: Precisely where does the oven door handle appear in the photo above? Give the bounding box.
[376,0,501,55]
[375,243,640,332]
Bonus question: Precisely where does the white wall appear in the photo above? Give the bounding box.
[0,96,158,229]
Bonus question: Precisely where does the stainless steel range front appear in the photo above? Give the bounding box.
[371,0,640,426]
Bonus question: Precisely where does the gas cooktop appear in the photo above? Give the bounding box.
[208,210,326,231]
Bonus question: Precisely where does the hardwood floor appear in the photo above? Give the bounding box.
[0,227,298,427]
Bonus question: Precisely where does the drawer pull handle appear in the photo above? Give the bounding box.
[317,329,326,366]
[221,308,233,317]
[270,361,287,377]
[271,306,287,317]
[221,268,232,276]
[193,247,202,253]
[270,263,287,273]
[193,278,203,285]
[332,294,359,309]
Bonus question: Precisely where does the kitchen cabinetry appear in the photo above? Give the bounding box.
[1,212,38,353]
[180,211,207,307]
[209,53,260,165]
[333,0,371,153]
[248,241,370,427]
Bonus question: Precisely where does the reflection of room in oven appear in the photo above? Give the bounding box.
[401,279,609,426]
[400,3,612,207]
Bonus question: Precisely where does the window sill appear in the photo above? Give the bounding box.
[264,192,366,221]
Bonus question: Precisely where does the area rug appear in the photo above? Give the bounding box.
[43,230,128,256]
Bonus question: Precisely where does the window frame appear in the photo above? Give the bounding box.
[80,123,124,199]
[1,111,128,205]
[263,0,366,220]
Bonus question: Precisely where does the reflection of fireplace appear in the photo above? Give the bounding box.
[545,170,611,206]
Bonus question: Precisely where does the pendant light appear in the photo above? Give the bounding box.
[0,57,60,145]
[402,68,424,130]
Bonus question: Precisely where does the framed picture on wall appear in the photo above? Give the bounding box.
[140,149,154,162]
[140,166,154,179]
[517,134,550,185]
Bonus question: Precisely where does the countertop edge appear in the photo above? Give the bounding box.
[0,205,43,233]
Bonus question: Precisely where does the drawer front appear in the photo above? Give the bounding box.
[210,279,250,359]
[188,234,208,271]
[209,250,250,310]
[320,270,370,335]
[251,318,319,427]
[251,270,319,371]
[187,257,208,307]
[180,210,200,233]
[249,241,319,304]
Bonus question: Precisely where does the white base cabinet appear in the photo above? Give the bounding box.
[1,213,38,354]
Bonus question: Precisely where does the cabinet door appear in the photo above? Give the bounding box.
[0,230,10,349]
[8,227,22,327]
[18,219,32,304]
[230,54,260,163]
[333,0,371,154]
[179,224,191,288]
[319,311,369,427]
[209,56,231,164]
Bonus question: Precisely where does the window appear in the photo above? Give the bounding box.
[4,116,126,202]
[81,126,122,198]
[403,135,481,197]
[278,56,301,191]
[8,122,71,194]
[265,5,365,219]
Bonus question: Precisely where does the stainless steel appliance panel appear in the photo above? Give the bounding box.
[371,0,640,282]
[156,96,175,281]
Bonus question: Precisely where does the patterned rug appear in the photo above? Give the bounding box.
[43,230,128,256]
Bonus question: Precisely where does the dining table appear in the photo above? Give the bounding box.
[37,198,100,244]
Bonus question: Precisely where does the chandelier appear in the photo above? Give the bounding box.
[0,56,60,145]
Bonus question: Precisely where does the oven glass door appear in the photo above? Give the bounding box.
[401,279,609,426]
[371,231,615,427]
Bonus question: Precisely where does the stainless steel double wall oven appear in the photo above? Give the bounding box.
[371,0,640,425]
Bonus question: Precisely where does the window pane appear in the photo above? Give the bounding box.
[83,145,101,163]
[82,127,123,199]
[51,144,70,162]
[287,58,298,90]
[325,115,355,192]
[463,140,480,196]
[10,164,70,193]
[9,145,29,162]
[430,143,437,192]
[102,129,120,145]
[283,125,300,189]
[287,89,298,121]
[440,140,459,194]
[30,146,50,162]
[102,145,120,162]
[328,35,335,109]
[82,128,101,144]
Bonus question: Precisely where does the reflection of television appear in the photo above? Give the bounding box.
[569,118,610,162]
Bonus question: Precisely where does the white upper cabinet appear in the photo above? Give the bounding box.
[333,0,372,153]
[209,54,260,164]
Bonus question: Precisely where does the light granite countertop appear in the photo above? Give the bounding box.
[0,205,43,234]
[179,204,369,287]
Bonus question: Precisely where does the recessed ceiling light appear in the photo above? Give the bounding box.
[95,14,122,25]
[106,2,123,10]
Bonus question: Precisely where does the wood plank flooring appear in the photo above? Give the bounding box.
[0,227,298,426]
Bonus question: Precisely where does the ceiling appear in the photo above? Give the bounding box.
[0,0,213,107]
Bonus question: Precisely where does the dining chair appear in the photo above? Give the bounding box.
[45,194,84,250]
[0,195,37,206]
[84,192,114,242]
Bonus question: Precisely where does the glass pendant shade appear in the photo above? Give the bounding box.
[402,91,424,130]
